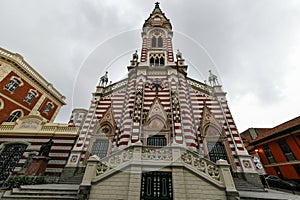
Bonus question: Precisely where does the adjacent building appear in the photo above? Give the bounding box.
[0,47,78,184]
[241,116,300,181]
[0,47,66,123]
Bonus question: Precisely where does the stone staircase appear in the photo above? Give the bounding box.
[233,177,265,192]
[59,173,84,185]
[1,184,79,199]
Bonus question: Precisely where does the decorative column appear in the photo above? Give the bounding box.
[216,159,239,200]
[79,155,100,200]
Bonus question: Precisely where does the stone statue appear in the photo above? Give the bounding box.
[38,139,54,157]
[133,50,138,62]
[208,70,219,86]
[99,71,108,87]
[176,49,182,60]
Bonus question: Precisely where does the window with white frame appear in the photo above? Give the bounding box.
[7,110,22,122]
[43,102,53,114]
[4,77,22,92]
[24,90,37,103]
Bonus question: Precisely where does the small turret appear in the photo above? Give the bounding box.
[208,70,226,99]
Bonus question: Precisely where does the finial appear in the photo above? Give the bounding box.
[155,2,160,7]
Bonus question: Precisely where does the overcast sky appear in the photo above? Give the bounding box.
[1,0,300,132]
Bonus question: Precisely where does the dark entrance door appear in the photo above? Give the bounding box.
[141,171,173,200]
[0,143,27,183]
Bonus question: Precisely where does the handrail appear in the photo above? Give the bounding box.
[92,145,221,183]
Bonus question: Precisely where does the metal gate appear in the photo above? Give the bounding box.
[141,171,173,200]
[0,143,27,183]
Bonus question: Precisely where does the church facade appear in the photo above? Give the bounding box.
[64,3,261,199]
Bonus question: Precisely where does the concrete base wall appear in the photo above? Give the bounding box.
[89,171,130,200]
[88,166,227,200]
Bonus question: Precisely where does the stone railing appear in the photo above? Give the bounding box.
[0,47,65,103]
[187,77,210,94]
[96,147,133,176]
[142,146,172,161]
[80,144,237,195]
[181,150,220,181]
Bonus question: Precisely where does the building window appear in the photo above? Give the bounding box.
[207,142,228,163]
[24,90,37,103]
[4,77,22,93]
[278,140,296,161]
[43,102,53,114]
[141,171,173,200]
[149,53,165,66]
[262,145,275,164]
[7,110,22,122]
[152,37,157,47]
[91,139,109,159]
[151,36,163,48]
[147,135,166,146]
[0,143,28,182]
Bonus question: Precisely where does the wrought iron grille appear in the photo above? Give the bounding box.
[0,143,27,183]
[141,171,173,200]
[207,142,228,163]
[91,139,109,159]
[147,136,166,147]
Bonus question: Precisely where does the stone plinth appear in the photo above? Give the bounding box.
[24,156,50,176]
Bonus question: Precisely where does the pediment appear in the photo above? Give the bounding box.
[144,97,169,130]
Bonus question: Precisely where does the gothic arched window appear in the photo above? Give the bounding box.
[157,36,163,47]
[149,53,165,66]
[152,37,157,47]
[91,139,109,159]
[151,36,163,48]
[7,110,22,122]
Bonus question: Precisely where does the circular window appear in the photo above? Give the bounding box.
[102,127,110,134]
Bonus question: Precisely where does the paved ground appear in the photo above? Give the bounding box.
[239,188,300,200]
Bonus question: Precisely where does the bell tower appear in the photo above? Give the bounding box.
[140,2,174,66]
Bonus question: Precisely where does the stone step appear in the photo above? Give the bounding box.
[2,191,78,200]
[59,175,84,185]
[1,184,79,200]
[234,177,265,192]
[12,188,78,196]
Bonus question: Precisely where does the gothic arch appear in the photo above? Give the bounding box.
[199,106,235,169]
[143,98,171,146]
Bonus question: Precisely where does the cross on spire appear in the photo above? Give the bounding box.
[155,2,160,7]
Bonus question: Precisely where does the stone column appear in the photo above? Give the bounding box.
[79,155,100,200]
[216,159,239,200]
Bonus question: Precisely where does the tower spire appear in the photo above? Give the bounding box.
[139,3,174,65]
